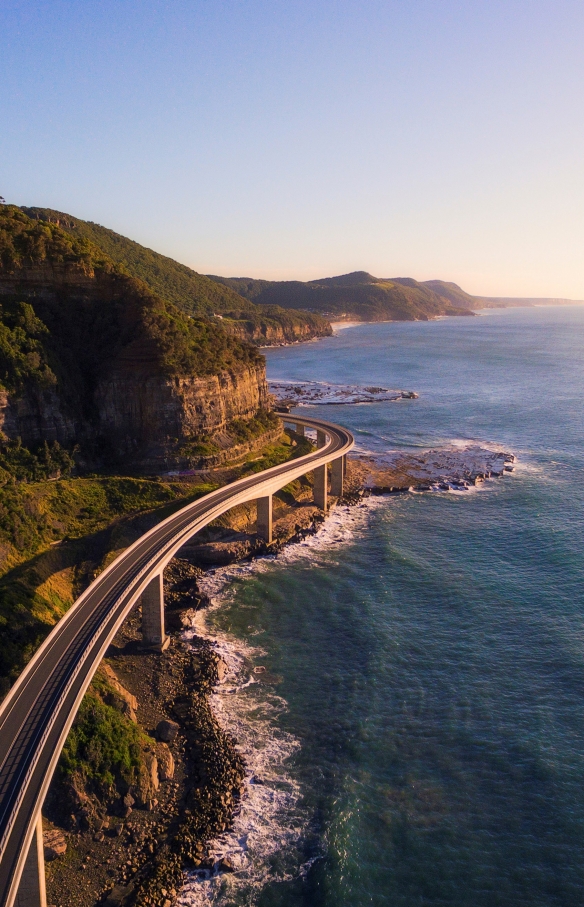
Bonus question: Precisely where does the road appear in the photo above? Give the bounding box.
[0,414,353,907]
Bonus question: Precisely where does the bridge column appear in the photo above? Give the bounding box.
[331,457,344,498]
[257,494,273,543]
[295,423,305,437]
[15,814,46,907]
[140,573,169,652]
[313,465,328,511]
[317,430,327,448]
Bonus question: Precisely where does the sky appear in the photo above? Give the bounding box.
[1,0,584,297]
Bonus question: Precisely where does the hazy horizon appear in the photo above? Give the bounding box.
[3,1,584,298]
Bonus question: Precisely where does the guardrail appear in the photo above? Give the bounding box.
[0,414,353,907]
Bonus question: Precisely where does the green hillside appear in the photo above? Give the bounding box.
[22,208,331,342]
[0,205,260,380]
[209,270,477,322]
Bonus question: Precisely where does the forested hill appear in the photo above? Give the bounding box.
[208,271,478,322]
[21,208,332,344]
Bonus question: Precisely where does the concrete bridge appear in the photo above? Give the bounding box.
[0,414,353,907]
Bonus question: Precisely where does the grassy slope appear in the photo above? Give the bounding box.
[21,208,331,340]
[0,424,308,698]
[0,474,216,696]
[210,270,478,321]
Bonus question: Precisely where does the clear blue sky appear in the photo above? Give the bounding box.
[2,0,583,296]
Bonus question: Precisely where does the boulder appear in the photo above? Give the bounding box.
[135,749,159,806]
[156,719,180,742]
[100,664,138,722]
[43,828,67,861]
[156,743,175,781]
[103,884,133,906]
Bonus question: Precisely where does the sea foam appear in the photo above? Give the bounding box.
[178,500,380,906]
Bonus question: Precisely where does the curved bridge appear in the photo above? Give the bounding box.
[0,414,353,907]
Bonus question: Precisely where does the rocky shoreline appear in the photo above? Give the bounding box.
[45,445,516,907]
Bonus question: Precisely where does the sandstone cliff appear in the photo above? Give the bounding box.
[220,313,332,345]
[0,206,274,469]
[95,363,270,462]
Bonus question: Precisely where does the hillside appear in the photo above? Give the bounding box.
[0,204,274,470]
[22,207,332,344]
[209,271,477,322]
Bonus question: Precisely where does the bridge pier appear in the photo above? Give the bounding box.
[257,495,273,543]
[140,573,169,651]
[313,464,328,511]
[331,456,344,497]
[15,815,46,907]
[317,429,327,448]
[295,423,305,437]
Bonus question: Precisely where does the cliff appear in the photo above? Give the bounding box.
[96,365,270,464]
[0,205,273,470]
[218,306,332,344]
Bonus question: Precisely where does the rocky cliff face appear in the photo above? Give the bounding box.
[95,363,270,460]
[0,386,77,445]
[0,226,273,468]
[222,317,332,345]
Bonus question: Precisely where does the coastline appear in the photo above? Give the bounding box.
[45,441,517,907]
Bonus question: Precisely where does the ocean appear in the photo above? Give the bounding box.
[179,305,584,907]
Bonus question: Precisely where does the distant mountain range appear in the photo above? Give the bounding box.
[209,271,583,323]
[22,209,583,330]
[476,296,584,307]
[208,271,477,322]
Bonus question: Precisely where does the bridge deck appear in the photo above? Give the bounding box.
[0,414,353,907]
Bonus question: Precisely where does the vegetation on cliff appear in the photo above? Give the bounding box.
[0,206,262,383]
[21,206,332,343]
[60,687,146,789]
[211,270,478,321]
[0,205,272,469]
[0,205,115,274]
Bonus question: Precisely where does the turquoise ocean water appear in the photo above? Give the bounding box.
[182,306,584,907]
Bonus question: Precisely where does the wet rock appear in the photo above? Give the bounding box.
[156,719,180,742]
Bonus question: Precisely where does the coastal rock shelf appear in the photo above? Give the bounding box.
[269,379,418,406]
[356,445,516,492]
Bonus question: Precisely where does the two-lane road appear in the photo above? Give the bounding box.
[0,414,353,907]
